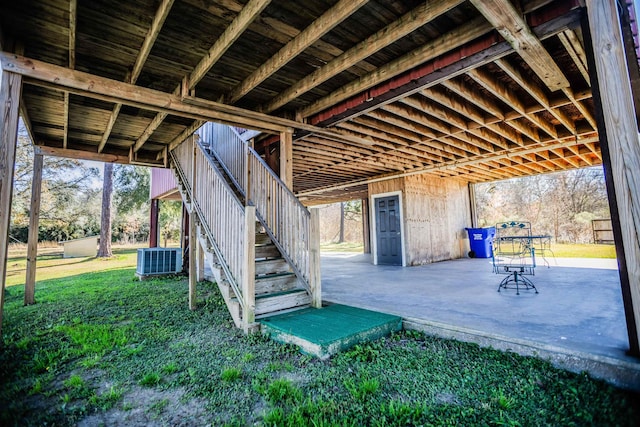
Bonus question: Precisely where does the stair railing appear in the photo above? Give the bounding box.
[202,123,320,306]
[170,135,256,328]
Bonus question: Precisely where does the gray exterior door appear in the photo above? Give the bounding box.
[375,195,402,265]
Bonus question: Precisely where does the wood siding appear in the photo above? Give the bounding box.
[403,175,470,265]
[369,174,470,266]
[150,167,178,200]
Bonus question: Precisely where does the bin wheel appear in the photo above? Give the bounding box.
[468,250,476,258]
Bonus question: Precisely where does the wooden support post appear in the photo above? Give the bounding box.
[149,198,159,247]
[279,130,293,190]
[181,203,189,272]
[468,183,478,228]
[585,0,640,356]
[24,153,43,305]
[188,135,198,310]
[242,206,256,331]
[0,70,22,338]
[244,143,251,203]
[196,230,205,282]
[309,208,322,308]
[188,210,197,310]
[361,198,371,254]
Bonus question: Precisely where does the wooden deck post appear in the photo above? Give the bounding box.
[188,210,197,310]
[244,143,251,203]
[279,130,293,190]
[188,135,198,310]
[196,229,205,282]
[24,153,43,305]
[243,206,256,331]
[309,207,322,308]
[585,0,640,356]
[0,70,22,338]
[149,198,159,247]
[361,198,371,254]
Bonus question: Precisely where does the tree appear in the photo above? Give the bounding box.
[11,122,101,242]
[97,163,114,257]
[475,167,610,243]
[159,200,182,247]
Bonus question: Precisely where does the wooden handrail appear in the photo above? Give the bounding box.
[202,122,314,293]
[170,136,251,313]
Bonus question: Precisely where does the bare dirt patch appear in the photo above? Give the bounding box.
[78,386,209,427]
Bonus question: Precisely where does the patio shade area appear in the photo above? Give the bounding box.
[0,0,610,203]
[321,253,640,388]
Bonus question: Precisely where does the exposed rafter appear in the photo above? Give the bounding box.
[63,0,77,150]
[260,0,464,113]
[98,0,175,153]
[1,52,386,154]
[226,0,369,105]
[299,17,493,118]
[296,136,599,197]
[133,0,271,152]
[558,29,590,85]
[495,58,576,134]
[469,0,569,91]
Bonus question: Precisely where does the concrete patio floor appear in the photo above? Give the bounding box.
[320,253,640,389]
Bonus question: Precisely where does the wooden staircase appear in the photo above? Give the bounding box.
[170,130,319,332]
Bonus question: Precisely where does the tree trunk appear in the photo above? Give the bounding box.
[97,163,114,257]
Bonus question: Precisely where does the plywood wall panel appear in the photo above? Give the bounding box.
[403,174,470,265]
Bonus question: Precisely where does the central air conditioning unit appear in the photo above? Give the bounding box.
[136,248,182,277]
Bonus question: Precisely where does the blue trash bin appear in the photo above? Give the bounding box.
[465,227,496,258]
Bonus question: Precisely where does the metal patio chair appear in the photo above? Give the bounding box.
[492,221,538,295]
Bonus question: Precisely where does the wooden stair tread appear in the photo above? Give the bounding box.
[256,288,307,299]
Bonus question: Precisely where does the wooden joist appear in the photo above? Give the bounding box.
[469,0,569,91]
[133,0,270,152]
[295,135,599,197]
[98,0,175,153]
[299,17,493,118]
[226,0,368,104]
[1,53,369,147]
[260,0,465,113]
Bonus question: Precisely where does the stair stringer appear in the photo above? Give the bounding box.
[169,154,255,330]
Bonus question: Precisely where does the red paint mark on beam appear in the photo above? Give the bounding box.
[307,0,582,128]
[309,33,500,126]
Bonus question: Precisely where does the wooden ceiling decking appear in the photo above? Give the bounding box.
[0,0,602,203]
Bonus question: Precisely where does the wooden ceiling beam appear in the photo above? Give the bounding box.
[558,29,590,86]
[365,110,468,158]
[467,67,559,139]
[261,0,464,113]
[299,16,493,118]
[189,0,271,89]
[550,148,580,168]
[402,94,510,151]
[34,145,132,165]
[0,52,393,153]
[98,0,175,153]
[385,102,493,154]
[226,0,368,104]
[562,87,597,130]
[429,83,528,147]
[63,0,77,150]
[349,116,454,161]
[133,0,270,152]
[440,78,505,119]
[295,135,599,197]
[335,122,442,165]
[469,0,569,91]
[495,58,576,134]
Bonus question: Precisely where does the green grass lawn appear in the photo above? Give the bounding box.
[1,249,638,426]
[321,242,618,258]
